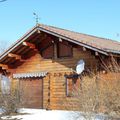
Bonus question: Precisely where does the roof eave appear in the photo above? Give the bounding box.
[106,49,120,54]
[0,26,37,60]
[0,25,111,62]
[37,27,109,56]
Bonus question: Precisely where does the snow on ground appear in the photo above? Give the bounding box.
[11,108,76,120]
[2,108,108,120]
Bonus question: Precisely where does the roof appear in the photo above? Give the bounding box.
[38,24,120,54]
[0,23,120,61]
[13,71,48,78]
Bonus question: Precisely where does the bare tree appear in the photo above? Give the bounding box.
[0,42,21,120]
[0,71,25,120]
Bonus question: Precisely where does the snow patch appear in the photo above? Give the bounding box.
[12,108,74,120]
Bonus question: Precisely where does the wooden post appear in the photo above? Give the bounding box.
[54,42,58,59]
[95,51,99,56]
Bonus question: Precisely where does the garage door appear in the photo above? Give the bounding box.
[19,78,43,108]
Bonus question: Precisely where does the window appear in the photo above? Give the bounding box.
[58,41,72,58]
[0,74,10,94]
[66,75,81,97]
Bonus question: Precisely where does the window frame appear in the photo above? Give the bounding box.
[65,74,80,97]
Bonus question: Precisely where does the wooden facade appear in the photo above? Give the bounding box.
[0,24,120,110]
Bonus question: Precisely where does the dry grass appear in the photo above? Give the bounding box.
[64,57,120,120]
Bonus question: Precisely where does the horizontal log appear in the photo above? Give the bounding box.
[13,68,72,72]
[22,41,35,48]
[8,53,21,60]
[51,89,65,93]
[52,93,66,96]
[16,58,97,66]
[22,41,38,51]
[0,64,8,70]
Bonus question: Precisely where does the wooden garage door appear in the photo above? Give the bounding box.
[19,78,43,108]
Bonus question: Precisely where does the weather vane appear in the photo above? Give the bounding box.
[33,13,40,26]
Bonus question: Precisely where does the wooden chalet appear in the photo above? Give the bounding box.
[0,24,120,109]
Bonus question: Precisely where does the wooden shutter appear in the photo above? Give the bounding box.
[58,41,72,58]
[42,45,54,59]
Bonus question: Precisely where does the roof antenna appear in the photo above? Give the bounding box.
[33,12,40,26]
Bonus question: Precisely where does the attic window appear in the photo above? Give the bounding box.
[58,41,72,58]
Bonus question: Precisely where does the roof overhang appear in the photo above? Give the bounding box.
[105,49,120,54]
[0,25,111,62]
[37,27,109,56]
[0,26,37,61]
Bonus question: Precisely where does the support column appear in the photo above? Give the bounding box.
[54,42,58,59]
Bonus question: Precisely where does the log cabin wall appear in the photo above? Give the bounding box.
[8,44,99,110]
[11,49,98,73]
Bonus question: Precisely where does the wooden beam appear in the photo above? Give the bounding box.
[59,38,62,42]
[54,42,58,59]
[23,41,35,49]
[8,53,21,60]
[22,41,38,51]
[37,28,108,56]
[95,51,99,56]
[82,47,86,51]
[0,64,8,70]
[15,46,26,54]
[110,54,120,58]
[37,29,41,33]
[52,40,54,43]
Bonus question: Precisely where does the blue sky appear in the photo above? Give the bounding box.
[0,0,120,47]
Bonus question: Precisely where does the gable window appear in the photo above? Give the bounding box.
[0,74,10,94]
[41,44,54,59]
[58,41,72,58]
